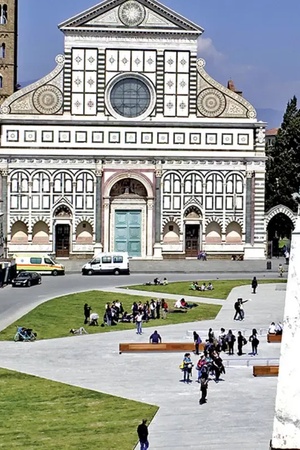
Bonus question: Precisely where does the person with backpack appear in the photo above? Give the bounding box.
[237,331,247,356]
[196,354,207,381]
[249,328,259,355]
[193,331,202,355]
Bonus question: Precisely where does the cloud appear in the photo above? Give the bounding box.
[197,37,225,63]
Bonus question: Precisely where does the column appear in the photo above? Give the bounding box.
[147,199,153,257]
[270,216,300,449]
[153,167,163,259]
[1,169,8,257]
[245,170,254,244]
[94,168,103,254]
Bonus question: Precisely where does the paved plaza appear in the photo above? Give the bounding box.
[0,281,285,449]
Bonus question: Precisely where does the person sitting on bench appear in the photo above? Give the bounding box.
[268,322,276,334]
[149,330,162,344]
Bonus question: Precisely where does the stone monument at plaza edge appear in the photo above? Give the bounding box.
[270,215,300,449]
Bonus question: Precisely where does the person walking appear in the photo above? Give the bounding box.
[233,299,242,320]
[137,419,149,450]
[199,375,209,405]
[193,331,202,355]
[249,328,259,355]
[237,331,247,356]
[135,312,143,335]
[251,276,258,294]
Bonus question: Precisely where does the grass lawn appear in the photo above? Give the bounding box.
[0,368,157,449]
[125,278,287,300]
[0,290,220,341]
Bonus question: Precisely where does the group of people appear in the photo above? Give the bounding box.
[180,345,226,405]
[195,326,260,357]
[233,298,249,321]
[145,277,168,286]
[189,281,214,291]
[268,321,283,335]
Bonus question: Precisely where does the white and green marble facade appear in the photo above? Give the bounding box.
[0,0,267,259]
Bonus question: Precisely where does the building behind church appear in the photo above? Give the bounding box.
[0,0,267,260]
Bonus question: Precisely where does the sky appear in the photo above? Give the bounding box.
[19,0,300,117]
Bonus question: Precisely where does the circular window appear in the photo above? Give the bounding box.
[109,77,151,118]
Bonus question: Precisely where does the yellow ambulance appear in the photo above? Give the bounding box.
[13,254,65,276]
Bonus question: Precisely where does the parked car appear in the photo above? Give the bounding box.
[12,271,42,287]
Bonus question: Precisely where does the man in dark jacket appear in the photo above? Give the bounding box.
[137,419,149,450]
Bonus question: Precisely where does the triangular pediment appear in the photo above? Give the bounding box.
[59,0,203,34]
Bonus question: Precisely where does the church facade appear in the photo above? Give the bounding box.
[0,0,266,259]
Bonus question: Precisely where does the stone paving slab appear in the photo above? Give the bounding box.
[0,283,286,449]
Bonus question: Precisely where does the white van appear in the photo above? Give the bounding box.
[82,252,130,275]
[14,254,65,276]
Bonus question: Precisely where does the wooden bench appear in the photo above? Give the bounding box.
[253,365,279,377]
[119,342,205,354]
[267,333,282,343]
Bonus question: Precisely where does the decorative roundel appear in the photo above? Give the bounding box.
[55,54,65,65]
[197,88,226,117]
[118,0,146,27]
[0,105,10,114]
[247,109,257,119]
[33,85,63,115]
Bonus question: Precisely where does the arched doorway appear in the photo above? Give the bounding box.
[105,177,152,257]
[266,205,296,257]
[184,205,202,257]
[54,205,72,257]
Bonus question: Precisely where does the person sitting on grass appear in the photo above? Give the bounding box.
[200,282,207,291]
[121,311,132,323]
[89,312,99,326]
[162,277,168,285]
[190,281,200,291]
[207,282,214,290]
[70,327,88,335]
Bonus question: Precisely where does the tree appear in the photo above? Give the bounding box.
[265,96,300,212]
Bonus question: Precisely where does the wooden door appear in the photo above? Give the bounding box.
[55,224,70,257]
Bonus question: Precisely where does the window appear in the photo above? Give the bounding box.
[0,75,2,88]
[0,43,5,58]
[110,77,151,118]
[102,256,112,264]
[113,256,123,263]
[44,258,53,264]
[0,5,7,25]
[30,257,42,264]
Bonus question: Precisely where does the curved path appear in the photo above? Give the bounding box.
[0,275,285,449]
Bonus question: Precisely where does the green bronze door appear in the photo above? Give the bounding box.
[115,210,141,257]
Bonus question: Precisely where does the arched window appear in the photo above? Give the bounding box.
[226,174,244,210]
[0,5,8,25]
[0,43,5,58]
[53,172,73,193]
[31,172,51,210]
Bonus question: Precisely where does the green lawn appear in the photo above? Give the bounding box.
[0,290,220,341]
[125,278,287,300]
[0,368,157,449]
